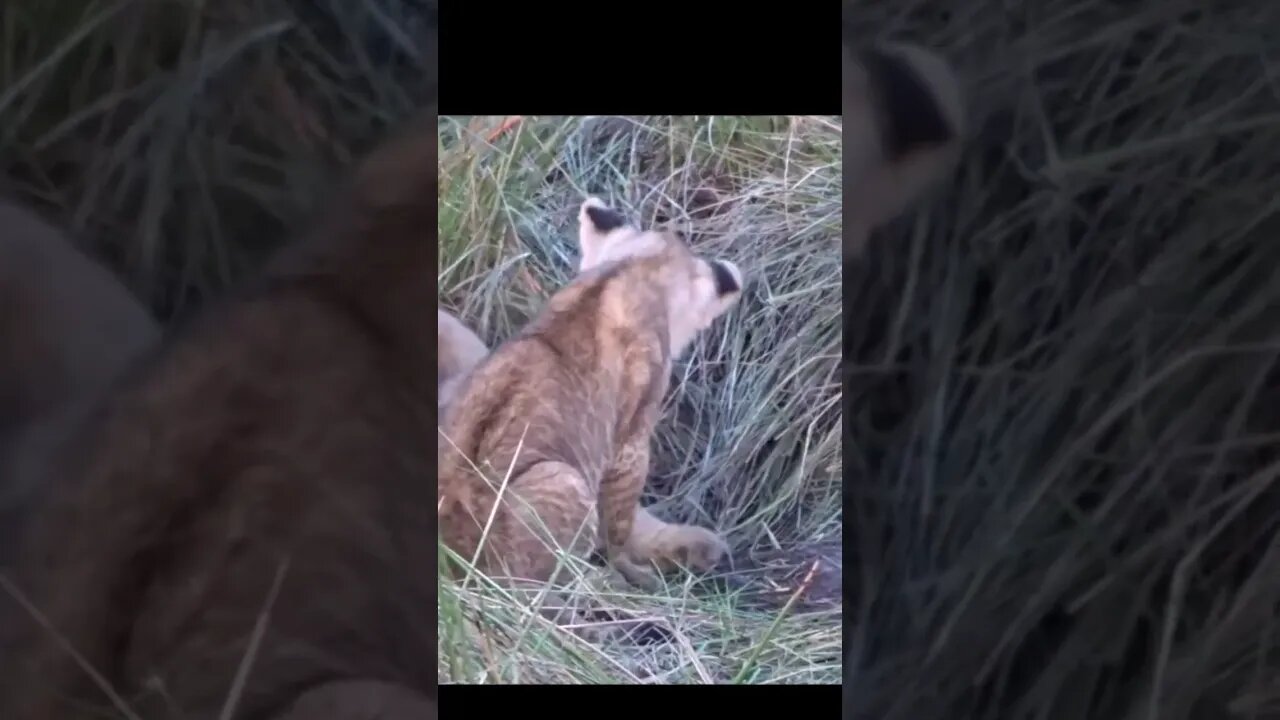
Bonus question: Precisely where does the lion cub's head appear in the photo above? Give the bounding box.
[576,197,744,358]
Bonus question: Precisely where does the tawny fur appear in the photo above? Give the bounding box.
[845,42,966,256]
[436,307,676,643]
[436,302,719,585]
[437,198,742,592]
[0,114,438,720]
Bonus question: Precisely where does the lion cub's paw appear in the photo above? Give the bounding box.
[666,524,730,573]
[611,550,662,592]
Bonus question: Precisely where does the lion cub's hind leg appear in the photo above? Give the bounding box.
[459,461,670,644]
[481,460,598,584]
[598,437,662,591]
[625,505,729,576]
[598,438,729,589]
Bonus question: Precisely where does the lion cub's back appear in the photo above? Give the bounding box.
[441,329,617,477]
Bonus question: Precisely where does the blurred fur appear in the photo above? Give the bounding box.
[0,200,160,571]
[0,199,162,678]
[845,42,965,256]
[438,308,488,414]
[0,114,438,720]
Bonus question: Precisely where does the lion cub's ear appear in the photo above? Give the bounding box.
[859,43,963,164]
[699,257,745,325]
[845,42,965,258]
[577,197,629,270]
[708,258,743,299]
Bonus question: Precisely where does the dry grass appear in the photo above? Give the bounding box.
[846,2,1280,718]
[437,115,842,684]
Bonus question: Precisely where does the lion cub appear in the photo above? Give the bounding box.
[438,197,741,590]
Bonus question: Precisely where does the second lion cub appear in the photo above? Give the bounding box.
[438,198,741,590]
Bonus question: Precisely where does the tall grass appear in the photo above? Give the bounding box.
[438,116,842,684]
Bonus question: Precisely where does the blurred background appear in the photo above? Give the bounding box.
[0,0,434,323]
[845,3,1280,719]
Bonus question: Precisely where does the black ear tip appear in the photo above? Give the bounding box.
[583,204,627,233]
[860,45,957,160]
[710,260,741,296]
